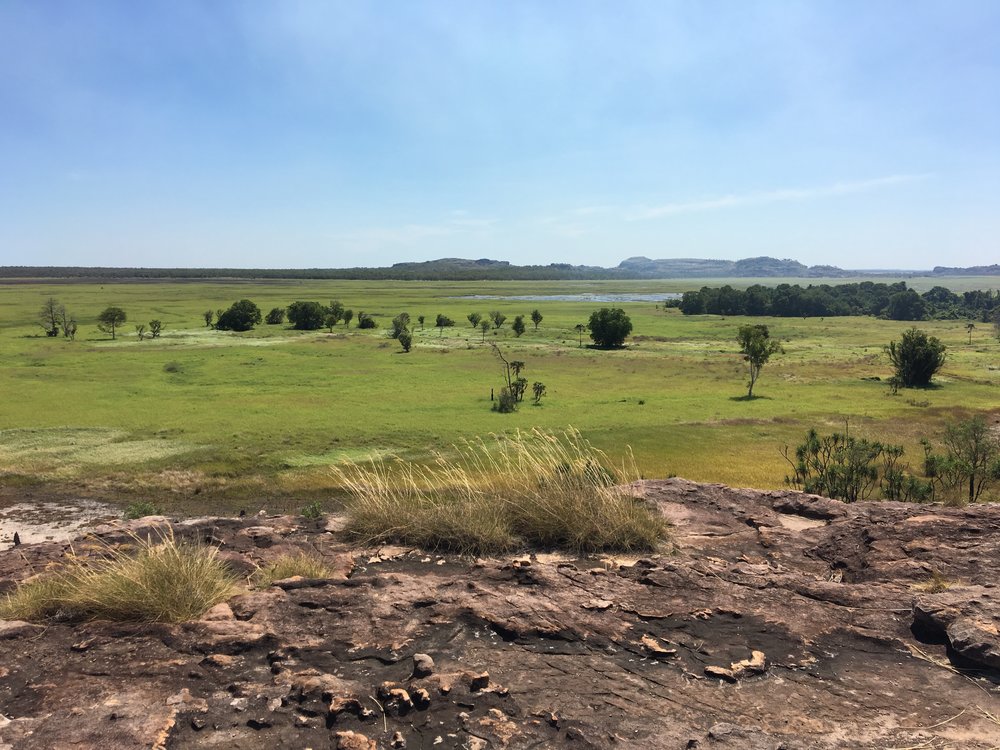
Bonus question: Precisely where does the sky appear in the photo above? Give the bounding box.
[1,1,998,270]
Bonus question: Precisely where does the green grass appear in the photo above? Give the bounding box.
[0,532,239,622]
[333,428,668,553]
[0,278,998,511]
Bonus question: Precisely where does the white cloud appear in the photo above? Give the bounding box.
[625,174,929,221]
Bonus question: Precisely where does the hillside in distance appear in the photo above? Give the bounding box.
[2,256,996,281]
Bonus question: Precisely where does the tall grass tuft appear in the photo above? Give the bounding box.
[252,550,337,588]
[0,531,239,623]
[331,428,668,554]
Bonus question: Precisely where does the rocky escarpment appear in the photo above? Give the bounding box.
[1,479,998,749]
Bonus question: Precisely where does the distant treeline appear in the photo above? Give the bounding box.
[674,282,1000,321]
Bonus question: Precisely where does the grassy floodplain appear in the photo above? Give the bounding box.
[1,276,998,513]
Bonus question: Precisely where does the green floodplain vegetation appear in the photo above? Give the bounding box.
[1,276,998,513]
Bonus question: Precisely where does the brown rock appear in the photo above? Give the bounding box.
[335,730,377,750]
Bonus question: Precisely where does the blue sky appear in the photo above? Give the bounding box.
[1,1,998,269]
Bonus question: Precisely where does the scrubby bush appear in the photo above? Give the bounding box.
[286,301,326,330]
[265,307,286,325]
[123,501,159,520]
[252,551,336,588]
[357,312,377,329]
[216,299,262,332]
[589,308,632,348]
[887,327,946,388]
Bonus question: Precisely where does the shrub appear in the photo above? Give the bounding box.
[265,307,286,325]
[252,551,336,588]
[398,331,413,352]
[357,313,377,329]
[163,361,182,373]
[886,327,946,387]
[123,501,159,520]
[331,428,669,554]
[301,501,324,520]
[588,308,632,348]
[216,299,262,332]
[512,315,526,337]
[287,301,327,330]
[0,531,238,623]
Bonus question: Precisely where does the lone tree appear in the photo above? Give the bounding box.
[467,312,483,328]
[215,300,262,332]
[389,313,411,340]
[39,298,63,337]
[512,315,526,337]
[357,312,377,329]
[588,308,632,349]
[489,311,506,329]
[531,309,543,330]
[479,319,491,342]
[490,343,528,412]
[435,314,455,336]
[97,307,127,339]
[417,314,425,329]
[574,323,587,348]
[966,322,975,345]
[328,300,346,325]
[203,310,214,327]
[886,327,946,388]
[398,330,413,352]
[265,307,286,325]
[135,324,146,341]
[342,309,354,328]
[737,324,782,398]
[148,320,163,339]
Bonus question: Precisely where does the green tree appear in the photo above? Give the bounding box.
[39,297,63,337]
[532,381,546,405]
[588,308,632,349]
[203,310,214,327]
[357,312,377,329]
[265,307,285,325]
[531,309,543,330]
[468,312,483,328]
[328,300,345,324]
[886,327,946,388]
[97,306,127,339]
[886,289,928,321]
[574,323,587,348]
[398,330,413,352]
[737,324,782,397]
[216,300,262,332]
[342,309,354,328]
[512,315,526,337]
[286,301,326,330]
[389,313,410,340]
[417,314,425,329]
[148,320,163,339]
[135,324,146,341]
[435,314,455,336]
[924,416,1000,503]
[479,319,490,342]
[489,311,506,329]
[966,321,975,344]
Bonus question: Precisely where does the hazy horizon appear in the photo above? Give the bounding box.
[2,2,998,270]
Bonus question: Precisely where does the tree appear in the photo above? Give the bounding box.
[924,416,1000,504]
[737,324,782,397]
[389,313,410,340]
[357,312,377,329]
[39,298,63,337]
[328,300,345,325]
[532,381,546,405]
[574,323,587,348]
[58,305,76,339]
[203,310,214,327]
[148,320,163,339]
[512,315,526,337]
[342,309,354,328]
[886,327,946,388]
[886,289,928,321]
[265,307,286,325]
[286,301,326,330]
[479,319,490,342]
[435,314,455,336]
[417,314,425,329]
[468,312,483,328]
[490,343,527,412]
[135,324,146,341]
[215,300,262,332]
[588,308,632,349]
[489,311,506,329]
[966,322,975,345]
[398,330,413,352]
[531,309,543,330]
[97,307,127,339]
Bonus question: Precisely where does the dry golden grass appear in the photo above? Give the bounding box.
[0,531,239,623]
[331,427,669,554]
[252,550,337,587]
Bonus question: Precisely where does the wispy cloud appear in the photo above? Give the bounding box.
[334,216,498,246]
[625,174,929,221]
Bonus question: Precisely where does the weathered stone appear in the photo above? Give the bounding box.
[412,652,435,677]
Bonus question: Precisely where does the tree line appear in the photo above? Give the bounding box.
[675,282,1000,322]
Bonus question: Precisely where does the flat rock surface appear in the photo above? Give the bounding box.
[1,479,999,749]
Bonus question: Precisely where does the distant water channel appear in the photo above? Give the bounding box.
[453,293,681,303]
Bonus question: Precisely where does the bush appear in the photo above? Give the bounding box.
[398,331,413,352]
[123,501,159,520]
[886,327,946,387]
[287,301,327,330]
[588,308,632,348]
[331,428,669,554]
[357,313,377,329]
[301,500,324,520]
[0,531,238,623]
[216,299,262,332]
[265,307,286,325]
